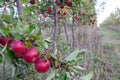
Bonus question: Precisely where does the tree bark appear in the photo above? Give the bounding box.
[71,15,75,50]
[16,0,23,16]
[52,7,58,52]
[64,23,69,46]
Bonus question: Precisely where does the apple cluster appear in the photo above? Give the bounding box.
[56,0,73,16]
[0,35,51,73]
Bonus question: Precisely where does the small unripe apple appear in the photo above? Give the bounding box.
[11,40,26,53]
[23,47,39,63]
[35,58,50,73]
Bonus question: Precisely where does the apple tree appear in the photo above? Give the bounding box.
[0,0,99,79]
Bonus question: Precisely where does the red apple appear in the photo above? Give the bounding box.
[60,5,64,9]
[57,10,61,14]
[29,0,35,4]
[67,2,72,6]
[55,0,58,3]
[0,36,9,46]
[63,12,67,15]
[75,16,80,20]
[10,40,26,53]
[23,47,39,63]
[0,36,13,46]
[42,14,47,18]
[47,7,52,13]
[35,58,50,73]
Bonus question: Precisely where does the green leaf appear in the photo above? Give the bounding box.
[65,72,72,79]
[95,57,105,65]
[28,24,35,34]
[5,50,17,64]
[19,23,29,34]
[14,34,22,40]
[9,5,15,17]
[50,53,57,60]
[0,43,7,53]
[16,73,24,79]
[37,40,48,49]
[73,66,84,71]
[80,72,93,80]
[21,0,28,3]
[73,58,83,64]
[11,65,16,77]
[65,49,85,62]
[45,38,52,43]
[35,24,41,35]
[0,54,2,64]
[46,69,56,80]
[0,28,7,36]
[0,0,3,5]
[3,15,13,23]
[3,21,8,27]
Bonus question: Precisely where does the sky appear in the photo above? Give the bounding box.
[96,0,120,26]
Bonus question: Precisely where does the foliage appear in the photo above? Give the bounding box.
[100,8,120,26]
[0,0,103,79]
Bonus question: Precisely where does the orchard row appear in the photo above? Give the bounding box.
[28,0,96,25]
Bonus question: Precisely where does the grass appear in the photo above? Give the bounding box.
[99,26,120,79]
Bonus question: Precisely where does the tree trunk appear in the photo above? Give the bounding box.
[64,23,69,46]
[78,22,82,48]
[71,16,75,50]
[16,0,23,16]
[52,7,58,52]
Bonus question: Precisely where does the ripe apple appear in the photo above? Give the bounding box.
[47,7,52,13]
[23,47,39,63]
[0,36,10,46]
[57,10,61,14]
[92,20,96,25]
[55,0,58,3]
[29,0,35,4]
[60,5,64,9]
[67,2,72,7]
[42,14,47,18]
[75,16,80,20]
[10,40,26,53]
[35,58,50,73]
[63,12,67,15]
